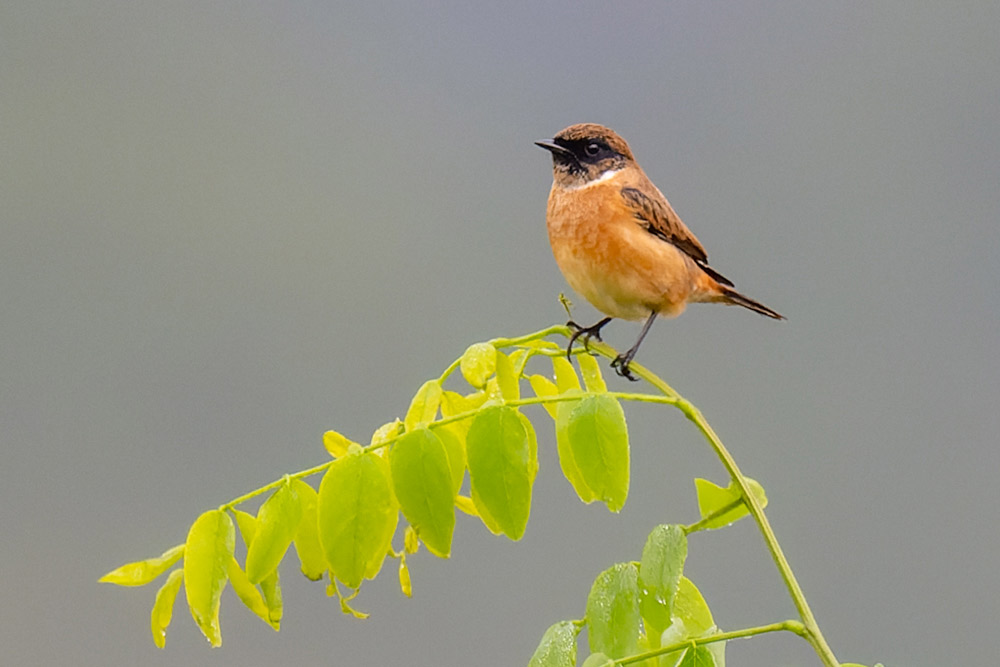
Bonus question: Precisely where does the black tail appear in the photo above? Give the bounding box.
[719,286,785,320]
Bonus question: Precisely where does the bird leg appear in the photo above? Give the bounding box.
[610,311,658,381]
[566,317,613,359]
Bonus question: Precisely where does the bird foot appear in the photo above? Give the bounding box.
[610,352,640,382]
[566,318,612,359]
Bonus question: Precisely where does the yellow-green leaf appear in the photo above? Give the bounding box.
[528,620,578,667]
[638,524,687,634]
[404,379,443,431]
[183,509,235,647]
[565,394,629,512]
[226,556,273,629]
[440,389,486,441]
[337,585,370,619]
[677,646,716,667]
[149,568,183,649]
[577,353,608,393]
[466,405,538,540]
[552,356,581,393]
[435,425,466,493]
[246,479,303,583]
[403,524,420,553]
[460,342,497,388]
[693,477,768,530]
[672,576,715,637]
[454,495,478,517]
[232,509,258,547]
[398,554,412,597]
[370,419,403,447]
[100,543,184,587]
[586,562,640,659]
[554,390,594,503]
[317,451,398,589]
[389,428,456,558]
[528,374,560,419]
[581,654,614,667]
[323,430,355,458]
[494,349,520,401]
[260,570,282,628]
[289,479,326,581]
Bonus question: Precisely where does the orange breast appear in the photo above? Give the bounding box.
[546,180,702,321]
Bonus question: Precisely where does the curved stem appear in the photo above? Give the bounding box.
[616,620,806,665]
[571,333,839,667]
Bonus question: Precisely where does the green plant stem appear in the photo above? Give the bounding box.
[568,330,839,667]
[220,388,670,511]
[616,620,806,665]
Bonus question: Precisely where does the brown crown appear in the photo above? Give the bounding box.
[553,123,634,160]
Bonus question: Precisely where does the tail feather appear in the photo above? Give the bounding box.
[719,286,785,320]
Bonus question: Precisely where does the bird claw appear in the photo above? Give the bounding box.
[610,354,639,382]
[566,318,612,359]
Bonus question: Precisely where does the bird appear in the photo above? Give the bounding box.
[536,123,783,380]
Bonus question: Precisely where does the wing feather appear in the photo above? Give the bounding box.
[620,185,734,287]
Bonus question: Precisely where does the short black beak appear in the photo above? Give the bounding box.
[534,140,573,159]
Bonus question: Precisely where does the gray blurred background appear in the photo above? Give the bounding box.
[3,2,998,665]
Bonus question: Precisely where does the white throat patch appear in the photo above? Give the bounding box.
[565,167,622,191]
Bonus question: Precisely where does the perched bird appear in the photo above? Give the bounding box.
[536,123,783,380]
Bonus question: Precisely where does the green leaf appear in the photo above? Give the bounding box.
[289,479,326,580]
[226,556,275,629]
[389,428,456,558]
[259,569,282,628]
[370,419,403,447]
[551,356,581,393]
[466,405,538,540]
[435,425,466,494]
[564,394,629,512]
[494,349,520,401]
[529,620,578,667]
[576,353,607,393]
[693,477,767,530]
[440,389,486,441]
[232,509,258,547]
[100,543,184,587]
[554,391,595,503]
[317,451,399,589]
[246,479,303,583]
[677,645,716,667]
[638,524,687,634]
[183,509,235,647]
[672,577,715,637]
[323,430,355,458]
[404,379,443,430]
[149,568,183,649]
[580,654,614,667]
[528,374,560,419]
[460,342,497,388]
[585,562,640,659]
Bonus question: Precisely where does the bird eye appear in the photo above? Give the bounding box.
[585,143,601,156]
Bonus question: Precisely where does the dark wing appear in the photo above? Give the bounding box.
[620,185,734,287]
